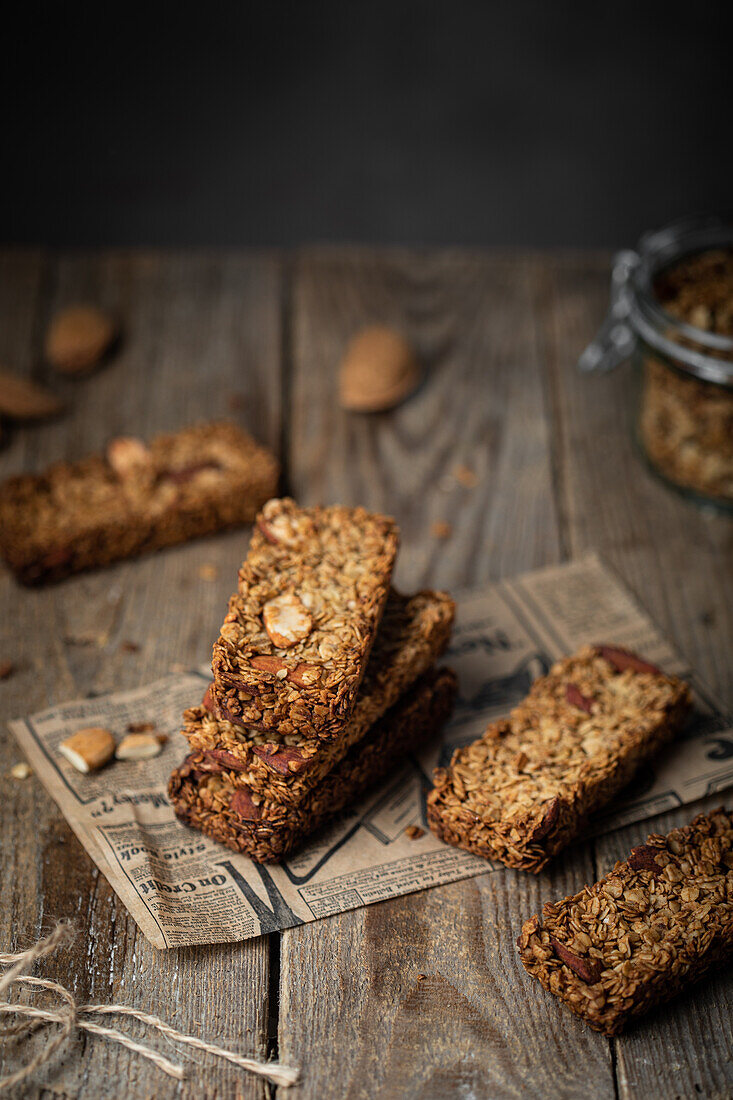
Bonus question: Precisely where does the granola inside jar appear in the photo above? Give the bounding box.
[579,217,733,511]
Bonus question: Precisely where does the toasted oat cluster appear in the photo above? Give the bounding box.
[184,589,454,803]
[211,498,400,739]
[517,808,733,1034]
[169,668,458,863]
[0,421,279,584]
[427,644,691,872]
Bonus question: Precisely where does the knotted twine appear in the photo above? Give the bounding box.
[0,923,299,1091]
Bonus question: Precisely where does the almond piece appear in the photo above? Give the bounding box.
[594,645,662,676]
[339,325,420,412]
[115,733,163,761]
[45,305,116,374]
[0,370,63,420]
[249,655,319,688]
[549,937,603,984]
[262,593,312,649]
[256,499,314,547]
[59,727,116,772]
[107,436,151,478]
[10,762,32,780]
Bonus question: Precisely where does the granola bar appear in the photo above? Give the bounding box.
[0,421,279,584]
[427,644,691,872]
[184,589,454,803]
[517,808,733,1035]
[169,667,458,863]
[211,498,400,739]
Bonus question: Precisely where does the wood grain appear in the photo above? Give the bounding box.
[279,248,614,1100]
[0,247,730,1099]
[0,249,282,1099]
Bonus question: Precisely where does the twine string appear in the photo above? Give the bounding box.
[0,923,299,1091]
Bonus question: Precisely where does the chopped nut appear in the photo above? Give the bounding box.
[106,436,151,478]
[115,733,163,761]
[405,825,425,839]
[263,593,313,649]
[121,640,140,654]
[431,521,452,539]
[0,660,14,680]
[565,682,594,713]
[10,762,32,780]
[59,727,116,773]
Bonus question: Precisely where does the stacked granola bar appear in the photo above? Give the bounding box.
[169,498,457,862]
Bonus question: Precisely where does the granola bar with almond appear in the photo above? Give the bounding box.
[185,589,454,803]
[169,667,457,863]
[427,644,691,872]
[517,807,733,1034]
[211,498,400,740]
[0,421,279,584]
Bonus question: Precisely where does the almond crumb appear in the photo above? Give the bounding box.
[431,521,452,539]
[0,660,14,680]
[454,464,478,488]
[198,563,218,581]
[121,640,140,654]
[127,721,157,734]
[405,825,425,839]
[10,762,32,780]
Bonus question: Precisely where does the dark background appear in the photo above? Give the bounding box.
[3,2,731,248]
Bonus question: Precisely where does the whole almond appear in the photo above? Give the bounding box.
[59,727,116,772]
[0,370,63,420]
[339,325,420,412]
[45,305,117,374]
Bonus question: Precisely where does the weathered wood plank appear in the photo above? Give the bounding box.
[540,253,733,1100]
[279,248,614,1099]
[0,249,282,1098]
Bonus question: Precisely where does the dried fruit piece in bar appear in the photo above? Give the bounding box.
[186,589,454,803]
[0,421,279,584]
[427,644,691,872]
[212,498,400,740]
[517,808,733,1034]
[169,667,457,863]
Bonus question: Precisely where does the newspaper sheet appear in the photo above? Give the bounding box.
[9,555,732,948]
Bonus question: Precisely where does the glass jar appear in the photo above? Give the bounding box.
[579,215,733,511]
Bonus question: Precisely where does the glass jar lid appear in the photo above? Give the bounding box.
[579,215,733,387]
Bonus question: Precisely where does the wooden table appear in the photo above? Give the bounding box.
[1,248,731,1100]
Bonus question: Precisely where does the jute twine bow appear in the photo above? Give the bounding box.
[0,923,299,1091]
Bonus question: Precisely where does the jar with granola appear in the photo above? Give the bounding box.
[579,216,733,510]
